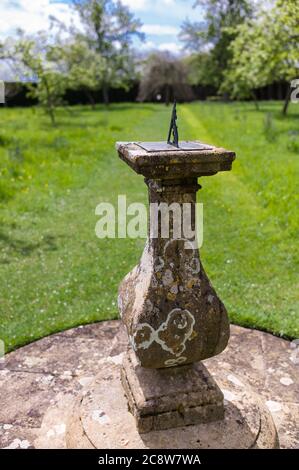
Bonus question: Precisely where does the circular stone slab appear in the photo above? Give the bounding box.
[66,359,279,449]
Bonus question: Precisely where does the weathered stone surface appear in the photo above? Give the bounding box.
[0,321,297,449]
[121,349,224,433]
[66,359,278,449]
[117,139,236,430]
[206,327,267,390]
[34,393,76,449]
[116,142,235,178]
[118,177,229,369]
[264,402,299,450]
[0,321,118,449]
[0,369,82,428]
[0,425,38,449]
[0,324,118,376]
[260,332,299,404]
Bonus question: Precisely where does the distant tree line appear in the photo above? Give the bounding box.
[0,0,297,124]
[3,79,291,108]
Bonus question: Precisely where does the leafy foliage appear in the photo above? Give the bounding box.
[73,0,144,104]
[15,33,68,125]
[222,0,299,113]
[60,38,105,108]
[1,31,69,125]
[180,0,253,89]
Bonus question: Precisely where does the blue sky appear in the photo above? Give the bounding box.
[121,0,204,53]
[0,0,205,54]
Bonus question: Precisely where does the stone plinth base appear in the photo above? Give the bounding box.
[121,350,224,433]
[65,359,279,449]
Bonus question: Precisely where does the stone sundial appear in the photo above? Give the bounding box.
[65,103,279,449]
[117,103,235,432]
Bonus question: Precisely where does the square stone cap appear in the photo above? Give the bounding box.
[116,141,236,178]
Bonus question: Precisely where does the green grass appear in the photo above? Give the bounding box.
[0,101,298,352]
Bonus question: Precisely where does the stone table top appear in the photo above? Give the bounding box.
[0,321,298,449]
[116,141,236,178]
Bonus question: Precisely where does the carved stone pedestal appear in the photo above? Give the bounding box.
[117,141,235,431]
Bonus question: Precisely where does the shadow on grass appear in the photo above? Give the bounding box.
[274,112,299,122]
[0,231,58,261]
[231,102,299,119]
[45,120,105,129]
[103,104,156,112]
[13,103,158,130]
[57,103,157,114]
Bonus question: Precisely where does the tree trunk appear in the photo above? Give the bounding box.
[251,90,259,110]
[44,78,56,126]
[85,89,96,110]
[267,83,272,100]
[278,82,283,100]
[102,84,109,106]
[48,106,56,126]
[165,84,170,106]
[282,85,292,116]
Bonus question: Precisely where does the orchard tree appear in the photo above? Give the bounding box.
[19,37,67,125]
[268,0,299,114]
[62,38,105,109]
[180,0,254,91]
[220,20,268,109]
[73,0,144,105]
[184,52,219,89]
[3,31,68,125]
[223,0,299,114]
[138,52,194,105]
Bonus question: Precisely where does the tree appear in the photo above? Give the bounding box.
[61,38,105,109]
[222,0,299,114]
[18,34,68,125]
[184,52,219,89]
[137,52,194,105]
[1,32,68,125]
[271,0,299,114]
[73,0,144,105]
[219,20,268,109]
[180,0,254,91]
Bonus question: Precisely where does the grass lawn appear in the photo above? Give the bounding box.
[0,101,298,352]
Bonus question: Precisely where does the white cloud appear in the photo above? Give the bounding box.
[122,0,176,10]
[139,40,156,50]
[157,42,182,54]
[0,1,179,40]
[0,0,79,39]
[141,24,179,36]
[0,0,187,55]
[121,0,148,9]
[139,40,182,55]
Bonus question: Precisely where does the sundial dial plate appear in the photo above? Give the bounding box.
[136,141,214,152]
